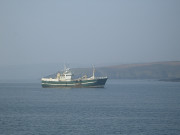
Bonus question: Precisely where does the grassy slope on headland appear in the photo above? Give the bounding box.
[47,61,180,81]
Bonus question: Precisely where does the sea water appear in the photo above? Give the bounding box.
[0,80,180,135]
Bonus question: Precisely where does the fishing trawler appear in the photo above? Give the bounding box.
[41,66,108,88]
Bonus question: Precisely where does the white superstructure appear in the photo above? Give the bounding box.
[42,68,73,82]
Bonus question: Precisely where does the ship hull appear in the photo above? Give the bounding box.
[42,78,107,88]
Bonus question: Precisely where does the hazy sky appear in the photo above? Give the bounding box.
[1,0,180,66]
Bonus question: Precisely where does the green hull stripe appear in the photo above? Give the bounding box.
[42,78,107,88]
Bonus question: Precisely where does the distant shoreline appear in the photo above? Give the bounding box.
[45,61,180,80]
[159,78,180,82]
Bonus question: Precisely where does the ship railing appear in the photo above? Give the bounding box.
[41,78,59,81]
[95,77,108,79]
[86,76,107,80]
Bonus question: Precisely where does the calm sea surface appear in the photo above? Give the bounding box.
[0,80,180,135]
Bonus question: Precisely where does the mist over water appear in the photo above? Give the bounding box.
[1,1,180,134]
[1,0,180,80]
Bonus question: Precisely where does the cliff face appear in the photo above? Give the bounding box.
[72,61,180,79]
[98,61,180,79]
[47,61,180,80]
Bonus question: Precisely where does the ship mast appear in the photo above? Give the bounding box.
[92,65,95,79]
